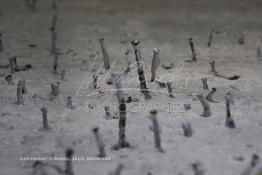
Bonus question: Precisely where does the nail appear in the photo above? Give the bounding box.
[65,148,74,175]
[92,127,107,158]
[182,123,193,137]
[50,14,58,31]
[150,110,164,153]
[257,48,262,60]
[50,82,60,100]
[111,73,130,150]
[93,74,98,89]
[241,154,260,175]
[124,60,131,75]
[205,87,217,103]
[201,78,209,90]
[13,56,18,70]
[197,94,211,117]
[191,162,205,175]
[167,82,175,98]
[189,38,197,62]
[104,106,112,120]
[150,48,160,82]
[51,30,57,54]
[53,51,58,74]
[250,154,259,167]
[66,96,74,109]
[31,161,44,174]
[155,80,167,88]
[17,80,24,105]
[9,57,16,74]
[207,25,215,47]
[226,92,234,105]
[21,80,27,94]
[238,35,245,45]
[209,60,218,75]
[98,38,110,70]
[61,69,66,81]
[131,40,151,100]
[184,104,191,110]
[162,63,174,70]
[109,164,124,175]
[5,74,13,85]
[225,94,235,129]
[41,107,50,130]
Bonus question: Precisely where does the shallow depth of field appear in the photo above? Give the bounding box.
[0,0,262,175]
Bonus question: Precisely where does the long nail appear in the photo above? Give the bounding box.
[150,110,164,153]
[150,48,160,82]
[111,73,130,150]
[131,40,151,100]
[98,38,110,70]
[92,127,107,158]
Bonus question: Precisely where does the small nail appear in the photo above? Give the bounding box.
[197,94,211,117]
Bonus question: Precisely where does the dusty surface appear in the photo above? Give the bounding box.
[0,0,262,175]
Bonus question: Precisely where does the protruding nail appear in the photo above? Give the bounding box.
[149,110,164,153]
[201,78,209,90]
[150,48,160,82]
[111,73,130,150]
[92,127,107,158]
[189,38,197,62]
[17,80,24,105]
[98,38,111,70]
[197,94,211,117]
[41,107,50,130]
